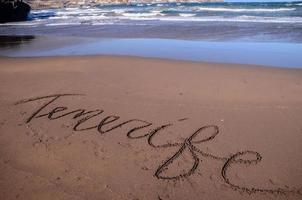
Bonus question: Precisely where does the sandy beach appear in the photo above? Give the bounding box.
[0,55,301,200]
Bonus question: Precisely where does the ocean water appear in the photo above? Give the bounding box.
[1,37,302,68]
[0,2,302,41]
[1,2,302,67]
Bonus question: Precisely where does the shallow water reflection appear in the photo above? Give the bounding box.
[0,35,35,49]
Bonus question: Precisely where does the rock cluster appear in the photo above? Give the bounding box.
[0,0,31,23]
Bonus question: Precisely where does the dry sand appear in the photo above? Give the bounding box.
[0,56,301,200]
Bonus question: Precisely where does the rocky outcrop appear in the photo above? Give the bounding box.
[0,0,31,23]
[27,0,223,9]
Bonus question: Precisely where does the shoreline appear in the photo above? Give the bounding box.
[1,1,302,199]
[2,54,302,70]
[1,36,302,68]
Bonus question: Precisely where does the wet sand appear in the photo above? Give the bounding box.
[0,56,302,200]
[1,36,302,68]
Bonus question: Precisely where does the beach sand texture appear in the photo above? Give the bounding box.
[0,56,302,200]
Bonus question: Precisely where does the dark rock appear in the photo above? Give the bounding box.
[0,0,31,23]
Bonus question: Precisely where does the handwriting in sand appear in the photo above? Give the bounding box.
[15,94,301,196]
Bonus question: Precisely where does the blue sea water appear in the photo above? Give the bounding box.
[0,2,302,67]
[1,1,302,41]
[2,37,302,68]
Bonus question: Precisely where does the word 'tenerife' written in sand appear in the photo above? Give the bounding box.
[15,94,301,196]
